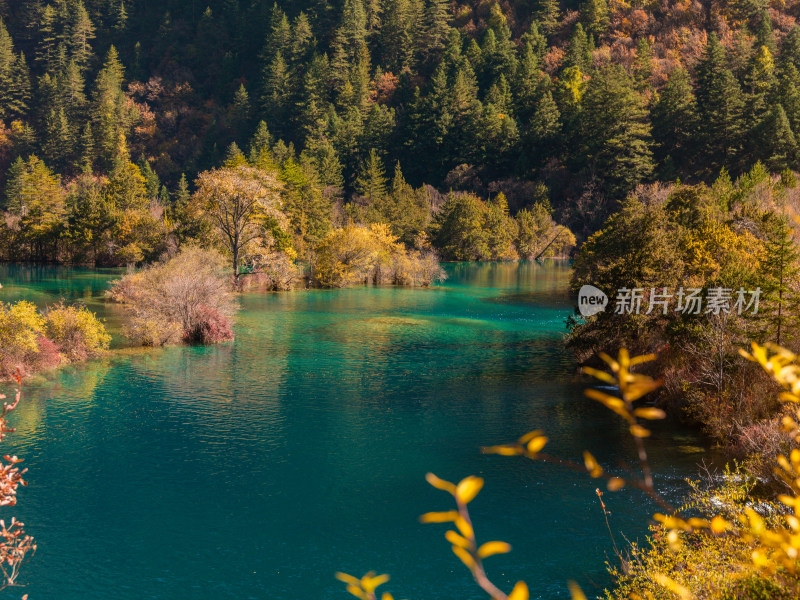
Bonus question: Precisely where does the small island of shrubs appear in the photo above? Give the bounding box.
[0,301,110,378]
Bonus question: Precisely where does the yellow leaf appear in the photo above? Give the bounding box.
[335,573,361,586]
[526,436,548,454]
[633,407,666,420]
[630,353,657,366]
[583,451,603,478]
[381,593,394,600]
[607,477,625,491]
[567,580,587,600]
[454,516,474,539]
[419,510,459,523]
[455,476,484,504]
[710,516,728,534]
[584,389,631,420]
[481,444,523,456]
[425,473,457,494]
[652,573,693,600]
[445,530,470,548]
[624,380,662,401]
[581,366,616,385]
[630,424,651,438]
[477,541,511,558]
[518,430,545,443]
[362,574,389,593]
[346,584,367,600]
[451,545,476,570]
[598,352,620,372]
[508,581,529,600]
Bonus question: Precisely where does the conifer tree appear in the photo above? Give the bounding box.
[41,107,74,170]
[581,0,609,38]
[35,5,58,71]
[137,157,161,199]
[633,38,653,90]
[696,33,746,175]
[92,46,130,171]
[562,23,592,71]
[763,104,798,172]
[355,148,388,203]
[533,0,560,36]
[755,8,777,54]
[224,142,248,167]
[779,26,800,74]
[579,65,654,202]
[8,52,31,118]
[380,0,414,70]
[68,0,95,71]
[761,216,800,345]
[0,17,14,119]
[651,67,698,177]
[424,0,451,63]
[78,122,95,172]
[61,58,87,116]
[248,121,272,165]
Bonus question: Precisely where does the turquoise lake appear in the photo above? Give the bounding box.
[0,262,708,599]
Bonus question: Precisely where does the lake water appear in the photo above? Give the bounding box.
[0,262,708,600]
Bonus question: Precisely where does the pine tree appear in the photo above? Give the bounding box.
[9,52,31,118]
[330,0,367,89]
[579,64,654,202]
[229,83,251,144]
[291,12,315,64]
[761,216,800,345]
[0,17,14,119]
[78,122,95,172]
[779,26,800,74]
[581,0,609,38]
[114,0,128,32]
[563,23,592,71]
[41,106,74,170]
[355,148,388,202]
[533,0,560,36]
[224,142,248,167]
[280,157,332,253]
[261,51,290,132]
[651,67,698,177]
[60,58,87,117]
[424,0,451,63]
[755,8,777,54]
[68,0,95,71]
[92,46,130,170]
[779,64,800,136]
[633,37,653,90]
[380,0,414,71]
[175,173,190,208]
[248,120,273,165]
[137,157,161,199]
[696,33,746,175]
[763,104,798,172]
[35,5,58,71]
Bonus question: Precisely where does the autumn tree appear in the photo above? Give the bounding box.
[193,165,287,277]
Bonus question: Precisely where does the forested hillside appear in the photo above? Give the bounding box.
[0,0,798,263]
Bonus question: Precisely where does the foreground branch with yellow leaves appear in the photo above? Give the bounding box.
[338,344,800,600]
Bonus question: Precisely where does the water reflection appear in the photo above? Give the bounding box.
[0,260,708,600]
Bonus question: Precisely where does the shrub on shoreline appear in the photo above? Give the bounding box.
[0,300,109,377]
[108,246,237,346]
[44,303,112,362]
[313,223,446,288]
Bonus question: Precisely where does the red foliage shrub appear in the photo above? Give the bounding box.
[183,305,234,345]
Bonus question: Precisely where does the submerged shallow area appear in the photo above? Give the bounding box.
[0,261,707,599]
